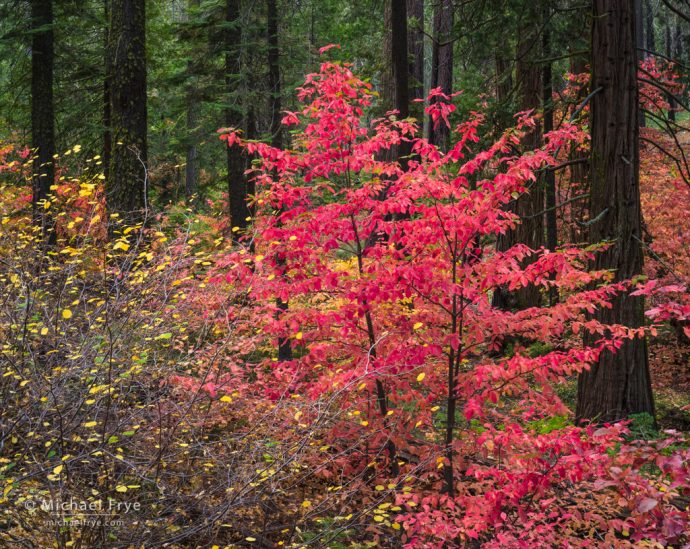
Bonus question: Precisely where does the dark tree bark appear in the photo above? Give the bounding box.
[267,0,292,362]
[576,0,655,424]
[268,0,282,150]
[428,0,453,149]
[185,0,201,202]
[407,0,424,103]
[666,11,677,121]
[31,0,55,240]
[391,0,410,120]
[493,12,543,310]
[636,0,646,127]
[381,0,410,120]
[225,0,250,230]
[543,17,555,251]
[103,0,111,181]
[108,0,147,220]
[645,0,655,52]
[185,90,199,200]
[495,53,512,104]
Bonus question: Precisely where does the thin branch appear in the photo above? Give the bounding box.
[632,234,685,283]
[569,86,603,121]
[661,0,690,23]
[522,193,590,220]
[640,136,690,189]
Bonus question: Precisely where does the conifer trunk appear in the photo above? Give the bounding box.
[108,0,147,220]
[31,0,55,239]
[576,0,655,424]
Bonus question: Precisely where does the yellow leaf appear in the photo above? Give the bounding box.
[40,327,49,335]
[220,395,232,403]
[83,421,97,428]
[301,500,311,508]
[62,309,73,319]
[295,331,303,340]
[413,322,423,330]
[416,372,426,382]
[115,485,127,493]
[53,464,63,475]
[289,235,297,241]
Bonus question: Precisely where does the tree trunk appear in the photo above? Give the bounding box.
[428,0,453,149]
[666,11,677,122]
[391,0,410,120]
[268,0,282,150]
[103,0,111,182]
[635,0,646,127]
[407,0,424,101]
[225,0,250,231]
[108,0,147,220]
[184,0,201,202]
[576,0,655,424]
[185,90,199,200]
[31,0,55,241]
[493,13,543,310]
[543,13,557,304]
[645,0,655,52]
[267,0,292,362]
[495,53,512,104]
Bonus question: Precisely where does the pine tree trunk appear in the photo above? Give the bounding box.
[493,13,543,310]
[635,0,646,127]
[267,0,292,362]
[391,0,410,120]
[108,0,147,220]
[428,0,453,149]
[31,0,55,240]
[576,0,655,424]
[645,0,655,52]
[225,0,249,231]
[407,0,424,103]
[543,15,557,259]
[666,12,677,122]
[103,0,111,182]
[184,0,200,202]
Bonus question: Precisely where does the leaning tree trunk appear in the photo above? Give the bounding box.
[576,0,655,424]
[31,0,55,241]
[428,0,453,149]
[108,0,147,220]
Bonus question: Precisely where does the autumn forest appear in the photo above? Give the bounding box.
[0,0,689,547]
